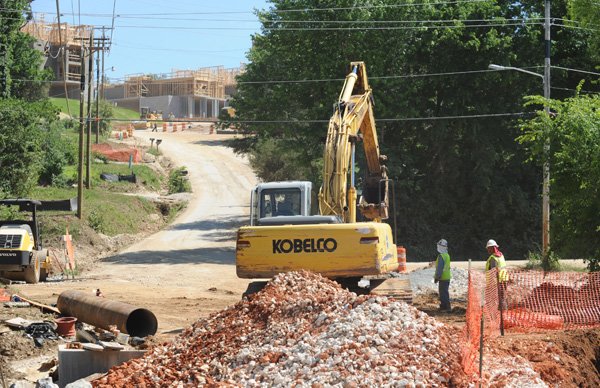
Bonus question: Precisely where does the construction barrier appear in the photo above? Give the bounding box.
[461,268,600,374]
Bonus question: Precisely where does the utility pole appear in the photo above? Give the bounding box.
[86,33,93,189]
[101,27,106,100]
[95,33,100,144]
[77,41,85,219]
[94,28,110,143]
[542,0,551,259]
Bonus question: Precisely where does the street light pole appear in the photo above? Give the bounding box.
[488,63,550,257]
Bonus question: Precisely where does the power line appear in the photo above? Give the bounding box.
[9,1,494,17]
[0,14,543,28]
[7,12,541,24]
[12,65,594,86]
[110,0,116,48]
[63,111,532,123]
[111,21,540,31]
[552,66,600,76]
[112,42,245,54]
[269,0,493,13]
[551,86,597,94]
[551,22,600,32]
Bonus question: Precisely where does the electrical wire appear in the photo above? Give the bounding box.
[552,66,600,76]
[551,86,597,94]
[11,65,595,87]
[551,22,600,32]
[270,0,494,13]
[110,0,116,48]
[109,22,540,31]
[57,111,533,123]
[1,0,495,16]
[112,42,245,53]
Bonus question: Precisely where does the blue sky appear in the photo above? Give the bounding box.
[31,0,269,82]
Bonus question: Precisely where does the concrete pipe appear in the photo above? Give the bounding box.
[57,290,158,337]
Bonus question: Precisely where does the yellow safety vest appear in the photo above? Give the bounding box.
[486,254,509,282]
[435,253,452,281]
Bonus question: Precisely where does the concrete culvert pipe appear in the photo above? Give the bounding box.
[57,290,158,337]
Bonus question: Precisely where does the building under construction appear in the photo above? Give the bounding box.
[105,66,243,120]
[22,17,243,120]
[22,17,95,100]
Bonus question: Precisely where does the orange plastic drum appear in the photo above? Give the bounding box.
[397,246,407,273]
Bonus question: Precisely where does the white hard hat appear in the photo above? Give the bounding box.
[437,239,448,247]
[486,239,498,248]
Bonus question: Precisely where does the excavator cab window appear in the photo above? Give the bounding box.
[259,189,301,218]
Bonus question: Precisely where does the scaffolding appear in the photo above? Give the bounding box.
[123,66,244,98]
[22,17,93,86]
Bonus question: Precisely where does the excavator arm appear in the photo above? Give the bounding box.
[318,62,389,223]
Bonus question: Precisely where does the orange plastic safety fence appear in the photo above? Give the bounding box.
[92,143,141,163]
[462,269,600,374]
[501,270,600,330]
[461,270,484,375]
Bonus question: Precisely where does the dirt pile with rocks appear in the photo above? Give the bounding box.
[94,271,470,387]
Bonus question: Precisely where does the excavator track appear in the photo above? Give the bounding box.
[369,277,413,304]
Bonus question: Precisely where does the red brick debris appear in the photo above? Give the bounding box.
[94,271,475,387]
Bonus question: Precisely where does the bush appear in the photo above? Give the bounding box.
[39,121,77,185]
[51,172,74,189]
[525,251,561,271]
[99,100,115,135]
[87,210,106,233]
[168,167,191,194]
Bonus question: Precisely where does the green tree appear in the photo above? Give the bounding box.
[10,32,52,101]
[99,100,115,135]
[229,0,597,260]
[0,99,57,196]
[569,0,600,59]
[0,0,37,98]
[519,92,600,270]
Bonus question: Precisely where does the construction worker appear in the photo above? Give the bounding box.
[433,239,452,312]
[485,239,509,310]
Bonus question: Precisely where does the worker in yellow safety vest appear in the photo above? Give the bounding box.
[434,239,452,312]
[485,239,509,310]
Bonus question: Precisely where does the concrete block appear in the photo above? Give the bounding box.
[57,344,145,388]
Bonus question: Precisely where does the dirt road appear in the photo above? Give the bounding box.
[17,128,257,339]
[12,127,587,342]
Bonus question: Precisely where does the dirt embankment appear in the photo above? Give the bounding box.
[488,330,600,387]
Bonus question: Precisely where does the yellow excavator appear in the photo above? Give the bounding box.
[236,62,411,300]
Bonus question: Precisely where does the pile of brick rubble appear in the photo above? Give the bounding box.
[94,271,543,387]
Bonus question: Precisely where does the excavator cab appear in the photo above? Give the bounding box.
[249,181,340,226]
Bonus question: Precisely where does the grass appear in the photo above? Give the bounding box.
[523,251,589,272]
[62,161,162,192]
[49,98,140,120]
[30,186,158,238]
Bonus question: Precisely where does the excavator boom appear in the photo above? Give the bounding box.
[318,62,389,223]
